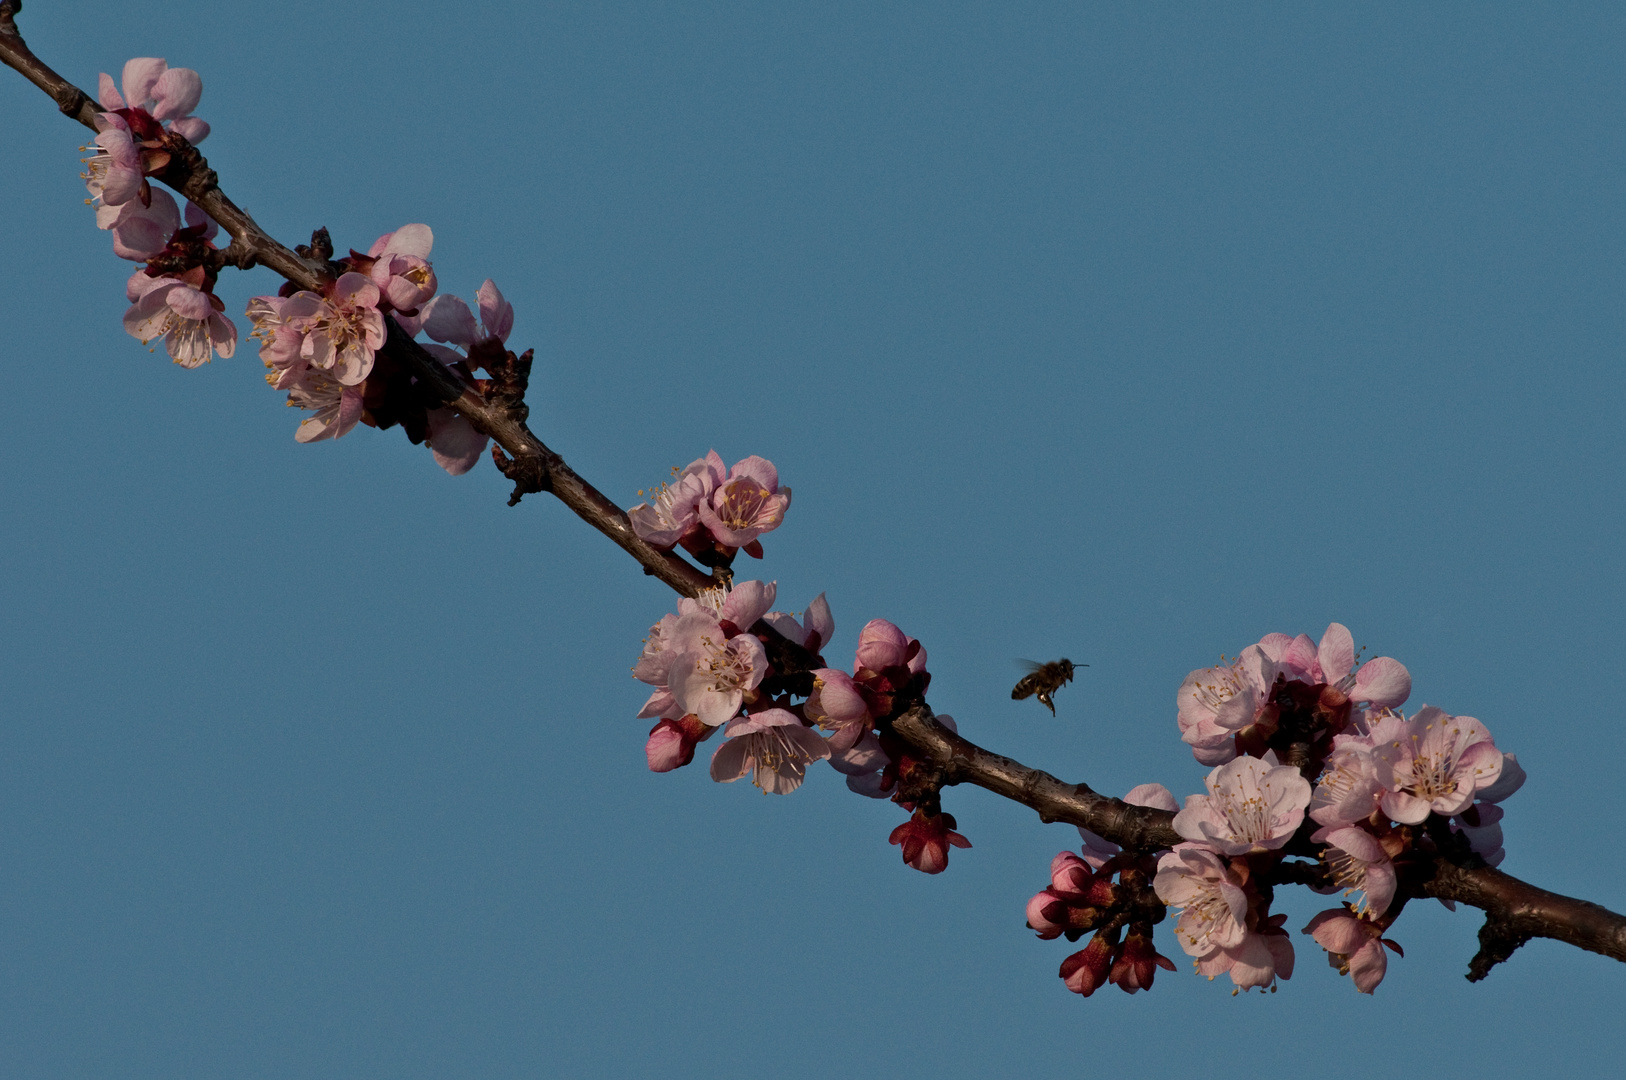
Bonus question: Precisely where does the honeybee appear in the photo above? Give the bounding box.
[1011,658,1082,715]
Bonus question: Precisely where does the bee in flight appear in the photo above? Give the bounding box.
[1011,658,1083,716]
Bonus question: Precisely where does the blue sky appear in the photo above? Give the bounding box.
[3,3,1624,1076]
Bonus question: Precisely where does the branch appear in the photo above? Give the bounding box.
[7,0,1624,984]
[890,701,1183,851]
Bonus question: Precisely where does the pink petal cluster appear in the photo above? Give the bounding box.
[1304,908,1402,994]
[760,593,834,655]
[709,707,832,794]
[632,582,779,734]
[629,451,791,559]
[124,268,235,367]
[245,274,387,440]
[421,280,513,349]
[807,618,931,797]
[1154,844,1294,992]
[1292,703,1520,989]
[362,225,438,315]
[414,279,515,474]
[99,186,239,366]
[1374,705,1504,823]
[1172,755,1312,856]
[1177,624,1411,766]
[97,58,210,142]
[82,59,210,224]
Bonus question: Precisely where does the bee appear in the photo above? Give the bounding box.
[1011,658,1083,716]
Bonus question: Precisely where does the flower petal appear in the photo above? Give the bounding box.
[426,409,488,476]
[121,58,167,111]
[476,279,513,342]
[150,66,202,120]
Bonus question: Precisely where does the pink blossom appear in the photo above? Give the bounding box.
[421,279,514,348]
[247,293,323,388]
[287,369,365,443]
[123,272,236,367]
[662,611,768,727]
[81,117,144,223]
[410,278,514,475]
[1195,913,1294,992]
[708,708,830,793]
[1309,735,1385,828]
[1375,705,1503,823]
[1154,844,1250,958]
[109,185,180,259]
[854,618,928,677]
[1172,755,1312,856]
[1076,782,1179,869]
[888,809,971,874]
[1305,908,1400,994]
[713,579,778,633]
[1176,645,1275,766]
[97,58,209,140]
[805,669,872,750]
[1260,623,1412,708]
[646,714,707,773]
[82,60,209,225]
[694,455,792,552]
[633,583,770,692]
[628,452,727,548]
[760,593,834,655]
[634,592,767,725]
[299,273,386,385]
[1313,825,1396,916]
[366,224,437,313]
[668,581,779,633]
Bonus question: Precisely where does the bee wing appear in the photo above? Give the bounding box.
[1016,659,1047,673]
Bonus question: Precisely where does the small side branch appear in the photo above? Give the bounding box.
[1423,860,1626,979]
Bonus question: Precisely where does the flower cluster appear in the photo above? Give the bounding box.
[243,225,511,472]
[1027,622,1524,998]
[84,58,210,226]
[633,574,959,872]
[76,66,511,476]
[628,452,792,563]
[82,59,237,367]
